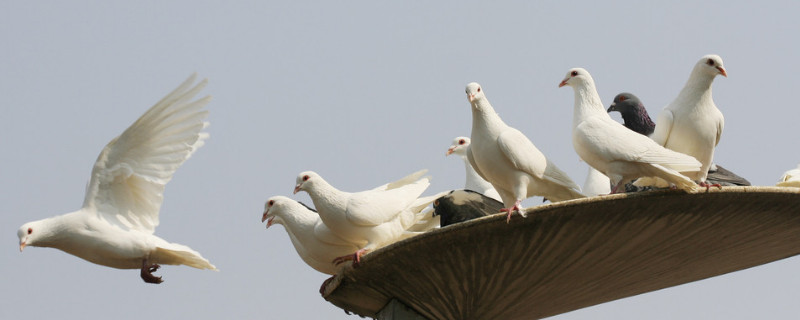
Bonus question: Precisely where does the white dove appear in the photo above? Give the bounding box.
[261,196,361,275]
[559,68,702,193]
[640,54,727,188]
[465,82,585,222]
[446,136,503,201]
[293,170,441,265]
[776,164,800,187]
[17,74,217,284]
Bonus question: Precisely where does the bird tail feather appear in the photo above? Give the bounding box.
[153,243,217,270]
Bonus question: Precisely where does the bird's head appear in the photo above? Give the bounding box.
[697,54,727,77]
[607,92,641,114]
[446,136,470,156]
[17,220,45,252]
[262,196,287,228]
[294,171,320,194]
[559,68,591,88]
[465,82,485,103]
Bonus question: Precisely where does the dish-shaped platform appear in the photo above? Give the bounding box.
[322,186,800,319]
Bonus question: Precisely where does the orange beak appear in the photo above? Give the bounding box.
[19,241,26,252]
[717,66,727,77]
[446,147,455,156]
[558,79,568,87]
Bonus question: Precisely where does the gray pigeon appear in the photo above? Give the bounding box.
[432,189,504,227]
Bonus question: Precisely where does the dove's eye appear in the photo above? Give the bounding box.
[571,71,578,77]
[706,59,715,66]
[477,87,481,92]
[619,96,626,102]
[302,175,310,182]
[27,228,32,235]
[433,199,439,206]
[268,200,274,206]
[459,139,466,145]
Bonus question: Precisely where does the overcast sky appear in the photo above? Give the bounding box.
[2,1,800,319]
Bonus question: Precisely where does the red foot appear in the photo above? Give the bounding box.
[499,200,523,223]
[699,181,722,192]
[332,249,369,267]
[319,275,336,296]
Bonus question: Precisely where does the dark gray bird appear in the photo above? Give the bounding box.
[607,93,655,136]
[608,92,750,187]
[433,190,504,227]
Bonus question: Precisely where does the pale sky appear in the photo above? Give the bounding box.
[2,1,800,319]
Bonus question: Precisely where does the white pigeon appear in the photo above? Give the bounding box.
[17,74,216,284]
[583,166,611,197]
[465,82,585,222]
[640,54,727,188]
[293,170,441,265]
[262,196,361,275]
[446,136,503,201]
[776,164,800,187]
[559,68,702,193]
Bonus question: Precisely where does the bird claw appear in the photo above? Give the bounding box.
[332,249,368,268]
[699,181,722,192]
[140,261,164,284]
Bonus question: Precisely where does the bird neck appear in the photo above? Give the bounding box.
[572,83,607,128]
[675,69,715,109]
[28,214,76,248]
[471,99,506,134]
[460,155,490,191]
[307,181,347,215]
[622,105,656,136]
[277,208,317,236]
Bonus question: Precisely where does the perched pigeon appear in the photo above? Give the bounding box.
[583,166,611,197]
[446,136,502,201]
[559,68,702,193]
[293,170,441,265]
[607,93,655,136]
[465,82,585,222]
[776,164,800,187]
[640,54,727,188]
[261,196,361,275]
[17,74,217,284]
[432,189,504,227]
[608,92,750,187]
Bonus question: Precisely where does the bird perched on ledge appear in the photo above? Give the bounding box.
[465,82,585,222]
[560,68,701,193]
[608,92,749,187]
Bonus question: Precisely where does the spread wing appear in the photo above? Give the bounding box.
[82,74,211,233]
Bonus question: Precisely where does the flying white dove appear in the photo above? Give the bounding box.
[446,136,503,201]
[639,54,727,188]
[776,164,800,187]
[465,82,585,222]
[559,68,702,193]
[261,196,361,275]
[293,170,442,265]
[17,74,217,284]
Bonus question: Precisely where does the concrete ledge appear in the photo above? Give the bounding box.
[323,186,800,319]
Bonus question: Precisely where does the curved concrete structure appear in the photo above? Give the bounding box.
[322,187,800,319]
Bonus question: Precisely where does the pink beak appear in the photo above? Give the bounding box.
[19,241,26,252]
[293,185,301,194]
[468,94,475,102]
[558,79,568,87]
[446,147,455,156]
[717,66,727,77]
